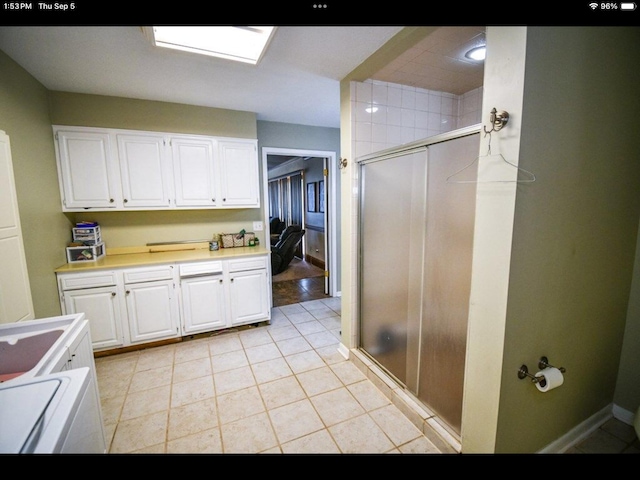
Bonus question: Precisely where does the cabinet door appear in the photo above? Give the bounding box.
[117,134,172,208]
[228,269,269,326]
[180,274,227,334]
[126,280,180,343]
[172,136,218,207]
[55,129,118,210]
[63,286,124,350]
[0,130,34,323]
[218,140,259,207]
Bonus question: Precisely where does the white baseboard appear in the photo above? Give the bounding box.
[538,403,636,453]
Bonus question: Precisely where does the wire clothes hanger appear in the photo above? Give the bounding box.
[446,109,536,184]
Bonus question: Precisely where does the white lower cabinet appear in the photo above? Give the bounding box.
[229,258,269,325]
[179,256,270,335]
[57,254,270,352]
[123,266,180,344]
[58,271,125,351]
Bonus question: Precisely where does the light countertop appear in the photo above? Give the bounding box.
[55,246,270,273]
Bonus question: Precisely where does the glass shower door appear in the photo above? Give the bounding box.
[358,129,479,435]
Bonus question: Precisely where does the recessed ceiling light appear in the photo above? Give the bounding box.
[365,106,378,113]
[143,26,276,65]
[465,46,486,61]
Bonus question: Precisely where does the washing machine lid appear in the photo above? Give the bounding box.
[0,377,61,453]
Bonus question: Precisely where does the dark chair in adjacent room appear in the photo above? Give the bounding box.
[271,227,305,275]
[269,217,287,246]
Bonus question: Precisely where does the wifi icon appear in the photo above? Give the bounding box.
[589,2,599,8]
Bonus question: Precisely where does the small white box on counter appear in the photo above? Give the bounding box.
[72,225,101,245]
[66,242,105,263]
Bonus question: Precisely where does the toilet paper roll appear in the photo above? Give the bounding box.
[535,367,564,392]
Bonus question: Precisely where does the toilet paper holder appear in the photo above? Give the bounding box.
[518,356,566,383]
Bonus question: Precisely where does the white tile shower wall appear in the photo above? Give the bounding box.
[352,79,483,160]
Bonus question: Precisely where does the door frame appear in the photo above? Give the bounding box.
[261,147,338,297]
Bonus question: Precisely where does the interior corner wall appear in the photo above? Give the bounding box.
[0,50,71,318]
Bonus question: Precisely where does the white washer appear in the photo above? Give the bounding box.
[0,367,105,454]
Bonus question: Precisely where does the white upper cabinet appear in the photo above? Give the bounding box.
[53,126,259,211]
[54,129,118,209]
[219,140,259,207]
[117,133,172,208]
[171,136,218,207]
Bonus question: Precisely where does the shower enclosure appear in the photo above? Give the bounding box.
[357,125,480,435]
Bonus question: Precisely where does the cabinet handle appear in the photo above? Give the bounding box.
[111,292,116,297]
[223,198,226,202]
[212,198,215,202]
[124,199,128,203]
[126,290,130,294]
[110,198,114,203]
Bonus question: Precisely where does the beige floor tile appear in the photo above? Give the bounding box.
[268,398,325,444]
[166,427,223,454]
[245,342,282,364]
[330,360,367,385]
[281,429,341,454]
[220,412,278,453]
[95,362,134,400]
[304,330,340,350]
[397,435,443,454]
[347,379,392,411]
[317,314,341,329]
[315,344,347,365]
[110,410,168,454]
[294,319,326,336]
[258,375,306,410]
[239,327,274,348]
[136,345,175,372]
[285,311,316,324]
[275,336,313,356]
[174,340,211,364]
[311,387,366,427]
[172,356,212,383]
[128,364,173,393]
[168,397,218,441]
[217,385,265,425]
[213,365,256,395]
[101,393,125,426]
[329,414,395,454]
[120,384,171,421]
[251,357,293,384]
[210,349,249,373]
[267,324,301,342]
[207,333,243,356]
[285,349,326,374]
[369,404,425,447]
[279,304,307,315]
[171,375,215,408]
[296,366,343,397]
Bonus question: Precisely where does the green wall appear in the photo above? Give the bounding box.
[0,50,71,318]
[496,26,640,452]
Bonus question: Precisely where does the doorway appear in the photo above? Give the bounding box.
[261,147,338,306]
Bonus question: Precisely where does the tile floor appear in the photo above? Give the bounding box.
[566,417,640,454]
[95,297,443,454]
[94,294,639,454]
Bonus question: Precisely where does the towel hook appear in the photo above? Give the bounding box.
[483,107,509,135]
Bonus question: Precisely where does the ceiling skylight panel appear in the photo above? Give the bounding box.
[144,26,276,65]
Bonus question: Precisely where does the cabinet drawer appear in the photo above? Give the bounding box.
[124,265,174,284]
[227,256,267,272]
[59,271,118,290]
[179,261,223,277]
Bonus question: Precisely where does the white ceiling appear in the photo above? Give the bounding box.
[0,26,485,129]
